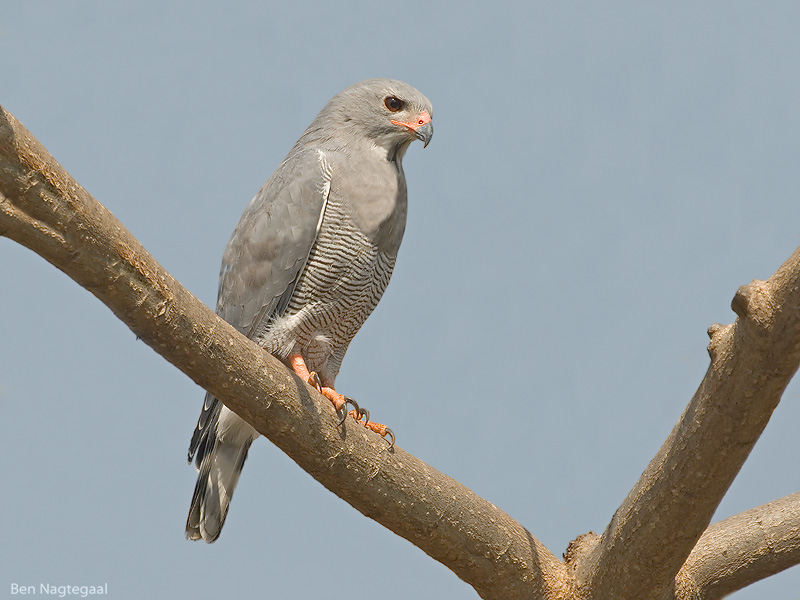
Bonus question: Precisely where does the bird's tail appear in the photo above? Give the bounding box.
[186,397,255,543]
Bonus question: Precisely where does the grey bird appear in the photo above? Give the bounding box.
[186,78,433,543]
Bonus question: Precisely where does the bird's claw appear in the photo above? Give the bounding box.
[339,396,360,425]
[343,401,370,427]
[307,371,323,392]
[336,397,394,450]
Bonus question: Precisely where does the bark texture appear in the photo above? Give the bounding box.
[2,104,800,599]
[670,493,800,599]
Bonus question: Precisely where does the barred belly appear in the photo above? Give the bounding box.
[259,195,397,382]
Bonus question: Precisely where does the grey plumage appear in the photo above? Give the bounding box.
[186,79,433,542]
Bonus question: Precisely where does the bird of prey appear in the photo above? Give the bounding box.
[186,78,433,542]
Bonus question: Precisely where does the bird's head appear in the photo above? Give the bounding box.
[314,79,433,158]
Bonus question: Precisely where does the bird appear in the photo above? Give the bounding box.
[185,78,433,543]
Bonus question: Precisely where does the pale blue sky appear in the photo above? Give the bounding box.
[2,2,799,598]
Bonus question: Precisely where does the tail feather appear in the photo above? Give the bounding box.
[186,405,256,542]
[188,392,221,467]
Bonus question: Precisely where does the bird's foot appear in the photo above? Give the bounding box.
[288,352,395,448]
[321,388,394,447]
[362,419,395,449]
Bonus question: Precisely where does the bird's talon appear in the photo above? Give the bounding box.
[339,396,360,425]
[385,428,395,450]
[359,407,370,425]
[345,396,359,415]
[307,372,323,392]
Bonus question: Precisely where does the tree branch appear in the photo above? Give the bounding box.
[0,107,567,600]
[668,492,800,599]
[7,101,800,599]
[575,245,800,598]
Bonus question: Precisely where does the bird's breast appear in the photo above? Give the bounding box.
[330,158,408,256]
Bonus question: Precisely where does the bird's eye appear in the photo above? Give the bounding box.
[384,96,404,112]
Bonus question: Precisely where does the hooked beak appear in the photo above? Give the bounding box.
[414,121,433,148]
[391,110,433,148]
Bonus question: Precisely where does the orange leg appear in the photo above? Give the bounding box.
[288,352,395,448]
[288,353,345,410]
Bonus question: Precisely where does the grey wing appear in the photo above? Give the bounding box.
[218,149,331,335]
[188,149,331,464]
